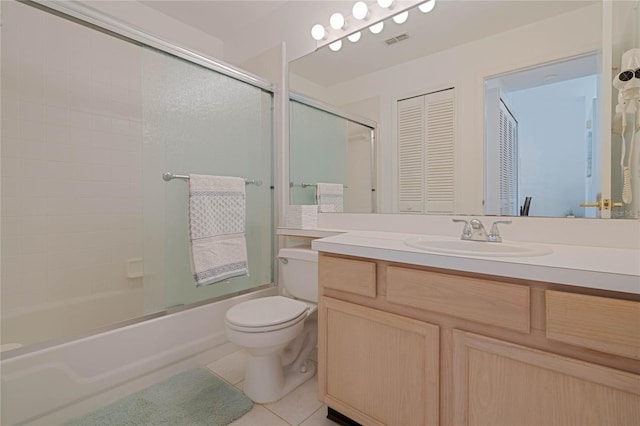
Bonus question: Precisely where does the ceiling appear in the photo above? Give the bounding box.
[141,0,598,86]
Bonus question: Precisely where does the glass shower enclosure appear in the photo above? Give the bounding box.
[0,0,274,351]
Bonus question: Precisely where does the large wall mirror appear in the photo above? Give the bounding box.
[289,0,639,219]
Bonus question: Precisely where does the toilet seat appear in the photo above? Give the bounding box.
[225,296,309,333]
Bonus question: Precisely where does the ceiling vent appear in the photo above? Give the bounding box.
[385,33,409,46]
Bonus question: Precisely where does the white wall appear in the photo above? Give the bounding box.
[296,4,602,214]
[84,0,224,60]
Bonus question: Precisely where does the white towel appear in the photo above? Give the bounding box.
[316,183,344,213]
[188,174,248,287]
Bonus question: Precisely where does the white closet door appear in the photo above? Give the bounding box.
[397,89,456,214]
[424,89,456,213]
[498,100,518,216]
[397,96,425,213]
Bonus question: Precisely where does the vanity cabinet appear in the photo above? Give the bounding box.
[319,297,439,426]
[317,252,640,426]
[452,331,640,426]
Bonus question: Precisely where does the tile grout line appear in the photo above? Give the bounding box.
[297,404,325,426]
[262,404,295,426]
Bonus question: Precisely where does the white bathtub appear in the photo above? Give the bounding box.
[1,288,146,351]
[0,286,276,425]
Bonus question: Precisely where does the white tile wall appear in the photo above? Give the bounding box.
[1,2,148,336]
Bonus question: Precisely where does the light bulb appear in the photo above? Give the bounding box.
[392,11,408,24]
[369,21,384,34]
[377,0,394,9]
[418,0,436,14]
[352,1,369,20]
[311,24,326,41]
[348,31,361,42]
[330,12,346,30]
[329,40,342,52]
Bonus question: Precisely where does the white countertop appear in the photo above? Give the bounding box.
[312,231,640,295]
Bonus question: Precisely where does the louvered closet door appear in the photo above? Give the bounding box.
[498,101,518,216]
[397,89,456,213]
[424,89,455,213]
[397,97,425,213]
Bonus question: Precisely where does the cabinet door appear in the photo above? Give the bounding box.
[318,297,439,426]
[452,330,640,426]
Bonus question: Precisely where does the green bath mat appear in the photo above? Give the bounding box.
[64,368,253,426]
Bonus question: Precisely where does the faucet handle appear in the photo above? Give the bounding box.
[489,220,512,242]
[452,219,472,240]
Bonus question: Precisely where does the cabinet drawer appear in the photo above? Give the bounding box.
[546,290,640,360]
[386,266,530,333]
[319,254,376,298]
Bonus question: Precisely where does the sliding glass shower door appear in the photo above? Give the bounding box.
[142,49,273,312]
[0,0,274,351]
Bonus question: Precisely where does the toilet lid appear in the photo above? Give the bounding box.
[225,296,308,329]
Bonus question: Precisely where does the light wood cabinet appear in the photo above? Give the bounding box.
[546,290,640,360]
[453,331,640,425]
[317,252,640,426]
[318,296,439,426]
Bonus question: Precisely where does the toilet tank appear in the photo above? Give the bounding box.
[278,246,318,303]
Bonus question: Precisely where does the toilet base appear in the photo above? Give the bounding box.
[242,319,317,403]
[243,353,316,403]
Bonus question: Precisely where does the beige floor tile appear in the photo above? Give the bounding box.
[300,406,335,426]
[205,349,248,385]
[264,374,323,426]
[229,405,290,426]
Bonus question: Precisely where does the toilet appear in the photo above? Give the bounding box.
[224,246,318,403]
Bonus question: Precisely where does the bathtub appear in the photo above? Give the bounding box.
[1,288,146,351]
[0,286,276,425]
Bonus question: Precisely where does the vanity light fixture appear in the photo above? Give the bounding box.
[311,24,326,41]
[369,21,384,34]
[348,31,362,42]
[330,12,346,30]
[352,1,369,20]
[311,0,433,52]
[418,0,436,14]
[392,11,409,24]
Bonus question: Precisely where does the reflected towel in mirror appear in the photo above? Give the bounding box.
[316,183,344,213]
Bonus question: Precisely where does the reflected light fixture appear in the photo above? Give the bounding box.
[369,21,384,34]
[311,24,326,41]
[418,0,436,14]
[392,11,409,24]
[330,12,346,30]
[329,40,343,51]
[352,1,369,20]
[348,31,362,42]
[377,0,395,9]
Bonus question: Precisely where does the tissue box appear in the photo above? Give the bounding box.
[286,205,318,229]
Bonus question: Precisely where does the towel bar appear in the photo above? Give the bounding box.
[163,172,262,186]
[298,182,348,189]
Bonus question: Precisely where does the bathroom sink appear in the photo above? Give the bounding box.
[405,237,552,257]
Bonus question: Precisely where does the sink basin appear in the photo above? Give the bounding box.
[405,237,552,257]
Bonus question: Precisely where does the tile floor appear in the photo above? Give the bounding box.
[206,349,336,426]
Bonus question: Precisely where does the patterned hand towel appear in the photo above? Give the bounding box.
[189,175,248,287]
[316,183,344,213]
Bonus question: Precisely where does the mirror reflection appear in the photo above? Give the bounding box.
[289,98,376,213]
[289,0,617,217]
[484,55,599,218]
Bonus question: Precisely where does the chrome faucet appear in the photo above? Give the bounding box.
[453,218,512,242]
